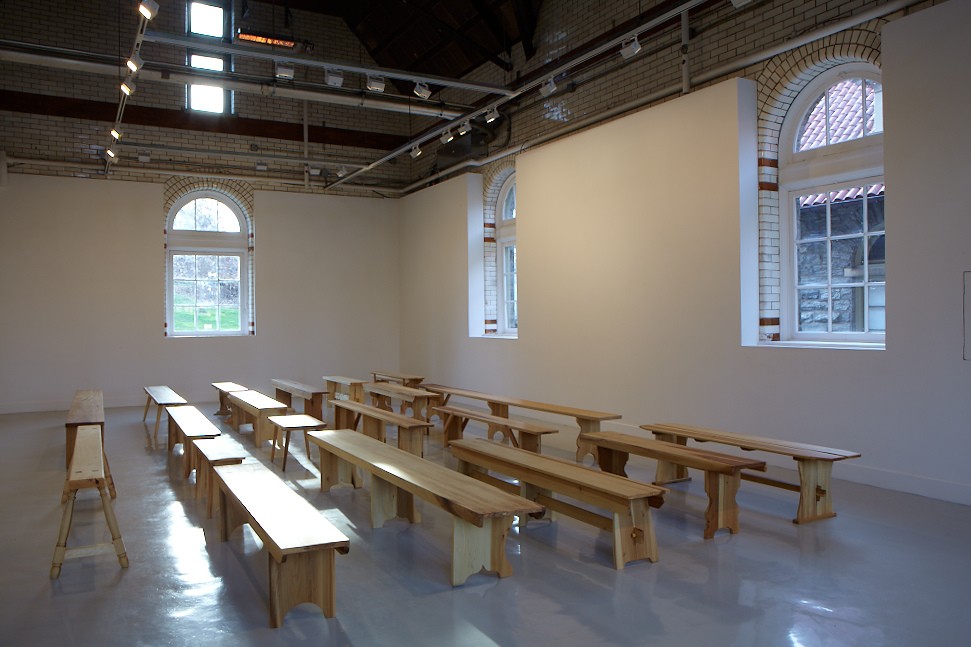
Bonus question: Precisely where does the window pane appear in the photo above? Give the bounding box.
[797,95,828,152]
[174,306,196,332]
[190,84,224,113]
[865,80,884,136]
[190,2,224,37]
[867,190,885,232]
[196,307,217,331]
[217,202,241,232]
[173,280,195,305]
[173,204,195,230]
[867,235,886,281]
[219,307,240,331]
[190,54,224,72]
[173,255,195,279]
[196,281,218,306]
[831,237,864,283]
[827,79,864,145]
[502,182,516,220]
[218,280,239,306]
[831,287,864,332]
[797,241,827,286]
[505,301,518,330]
[830,191,864,236]
[218,255,240,280]
[797,196,827,239]
[798,288,829,332]
[868,285,886,332]
[196,255,218,280]
[195,198,218,231]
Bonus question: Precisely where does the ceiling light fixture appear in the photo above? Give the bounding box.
[255,161,268,171]
[620,36,642,60]
[413,82,431,99]
[485,107,500,123]
[336,165,348,178]
[110,127,122,140]
[274,62,295,80]
[366,75,385,93]
[324,69,343,88]
[409,144,422,159]
[138,0,159,20]
[120,78,136,95]
[105,148,118,160]
[458,120,471,136]
[539,77,556,98]
[440,130,454,145]
[126,52,144,73]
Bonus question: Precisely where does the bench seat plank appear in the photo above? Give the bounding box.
[371,370,424,387]
[228,390,289,448]
[449,438,664,568]
[166,405,222,478]
[271,378,327,420]
[332,399,432,457]
[435,404,558,453]
[323,376,367,404]
[309,429,541,586]
[212,381,248,416]
[192,437,249,518]
[143,386,188,443]
[214,462,349,626]
[65,388,104,468]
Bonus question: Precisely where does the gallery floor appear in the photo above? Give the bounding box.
[1,403,968,646]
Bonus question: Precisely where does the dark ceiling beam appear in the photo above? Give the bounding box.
[512,0,539,60]
[398,0,513,71]
[0,90,407,151]
[469,0,511,52]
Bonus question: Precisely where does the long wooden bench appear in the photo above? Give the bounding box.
[212,381,248,416]
[449,439,665,569]
[323,375,366,405]
[371,370,424,388]
[580,431,766,538]
[332,399,433,457]
[166,405,222,479]
[214,462,350,627]
[365,381,437,421]
[51,425,128,579]
[64,389,115,502]
[308,429,543,586]
[641,423,861,524]
[423,384,621,461]
[271,378,327,420]
[227,390,289,448]
[143,385,187,443]
[267,414,327,471]
[192,437,249,518]
[435,405,559,453]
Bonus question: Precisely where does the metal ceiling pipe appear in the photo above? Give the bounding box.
[115,142,368,169]
[0,47,463,119]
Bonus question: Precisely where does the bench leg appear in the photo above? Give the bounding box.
[397,427,423,457]
[596,447,630,477]
[274,389,293,409]
[153,404,164,443]
[281,430,292,472]
[51,487,77,579]
[65,425,77,469]
[451,515,514,586]
[520,482,554,526]
[441,414,466,447]
[142,395,151,421]
[102,450,116,499]
[268,548,337,627]
[612,499,658,569]
[794,459,835,524]
[361,416,385,442]
[652,433,692,483]
[98,481,129,569]
[574,419,601,464]
[218,488,248,542]
[308,394,324,421]
[703,471,741,539]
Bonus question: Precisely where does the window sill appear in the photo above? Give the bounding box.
[473,333,519,340]
[757,339,884,351]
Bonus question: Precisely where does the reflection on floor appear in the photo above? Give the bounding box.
[1,404,969,646]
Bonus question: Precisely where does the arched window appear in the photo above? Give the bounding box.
[496,173,518,334]
[166,191,251,336]
[780,64,885,345]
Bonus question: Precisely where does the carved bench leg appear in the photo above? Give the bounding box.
[50,488,77,579]
[98,481,129,568]
[652,433,691,483]
[611,498,657,569]
[703,471,741,539]
[794,459,835,524]
[451,515,514,586]
[596,447,630,477]
[370,477,419,526]
[268,548,337,627]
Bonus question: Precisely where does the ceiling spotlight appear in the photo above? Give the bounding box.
[105,148,118,161]
[325,69,344,88]
[620,36,642,60]
[120,79,136,96]
[458,120,471,136]
[138,0,160,20]
[409,144,422,159]
[110,127,122,140]
[138,151,152,163]
[413,82,431,99]
[440,130,454,145]
[539,77,556,98]
[255,161,268,171]
[485,107,500,123]
[308,166,321,176]
[127,52,144,73]
[275,62,295,80]
[336,165,348,178]
[366,75,385,93]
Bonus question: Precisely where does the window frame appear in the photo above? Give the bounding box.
[166,191,251,337]
[778,63,886,348]
[186,0,233,115]
[496,173,518,336]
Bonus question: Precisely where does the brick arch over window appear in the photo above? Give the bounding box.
[482,163,516,335]
[754,24,882,342]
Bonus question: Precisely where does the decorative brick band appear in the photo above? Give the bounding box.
[759,181,779,191]
[759,317,780,327]
[758,157,779,169]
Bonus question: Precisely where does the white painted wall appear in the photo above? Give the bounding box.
[0,175,400,411]
[399,68,971,505]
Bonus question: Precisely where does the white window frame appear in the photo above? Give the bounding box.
[779,63,885,348]
[496,173,518,336]
[166,191,251,337]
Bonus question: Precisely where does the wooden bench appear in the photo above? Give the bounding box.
[227,390,289,448]
[214,462,350,627]
[641,423,861,524]
[449,439,665,569]
[212,381,248,416]
[166,405,221,479]
[580,431,766,538]
[435,405,559,453]
[64,389,115,502]
[271,378,327,420]
[308,429,542,586]
[423,384,621,460]
[143,385,188,443]
[51,425,128,579]
[267,414,327,471]
[364,381,437,421]
[332,399,433,457]
[323,375,366,405]
[192,437,249,518]
[371,370,424,388]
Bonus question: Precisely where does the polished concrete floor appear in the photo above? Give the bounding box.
[1,404,969,646]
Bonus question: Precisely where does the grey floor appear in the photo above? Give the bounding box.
[1,404,969,647]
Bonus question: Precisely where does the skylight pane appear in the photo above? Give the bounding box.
[190,3,224,37]
[190,54,224,72]
[190,84,224,113]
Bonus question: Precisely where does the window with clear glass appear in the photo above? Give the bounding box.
[496,174,518,335]
[188,2,230,114]
[167,193,250,336]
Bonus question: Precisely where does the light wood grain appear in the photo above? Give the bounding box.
[166,405,221,478]
[332,399,432,457]
[228,390,289,448]
[323,376,367,405]
[267,414,327,471]
[371,370,424,388]
[143,385,187,443]
[271,379,327,419]
[435,404,558,452]
[211,381,248,415]
[192,437,248,518]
